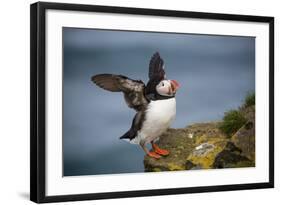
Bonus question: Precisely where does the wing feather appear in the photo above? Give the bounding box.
[91,74,147,111]
[149,52,166,80]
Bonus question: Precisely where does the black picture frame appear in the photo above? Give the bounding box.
[30,1,274,203]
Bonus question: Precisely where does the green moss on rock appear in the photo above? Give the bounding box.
[244,93,255,108]
[219,110,247,137]
[143,128,194,172]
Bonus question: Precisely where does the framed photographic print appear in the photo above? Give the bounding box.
[30,2,274,203]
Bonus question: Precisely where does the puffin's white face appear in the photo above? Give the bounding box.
[156,79,180,96]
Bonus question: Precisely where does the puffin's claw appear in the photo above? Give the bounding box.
[147,151,161,159]
[152,143,169,156]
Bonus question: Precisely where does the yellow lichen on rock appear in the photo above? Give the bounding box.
[152,168,162,172]
[187,134,228,169]
[167,163,185,171]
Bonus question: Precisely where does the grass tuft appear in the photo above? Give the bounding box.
[244,92,255,108]
[219,110,247,137]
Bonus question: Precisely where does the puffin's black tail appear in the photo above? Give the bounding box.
[119,128,136,140]
[120,113,140,140]
[120,131,130,140]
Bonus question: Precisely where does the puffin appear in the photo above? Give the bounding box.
[91,52,180,159]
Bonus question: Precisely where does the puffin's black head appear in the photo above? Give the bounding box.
[155,79,180,96]
[145,77,179,98]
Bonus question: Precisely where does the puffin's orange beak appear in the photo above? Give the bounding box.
[170,80,180,93]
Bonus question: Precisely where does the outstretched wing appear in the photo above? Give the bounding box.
[149,52,166,81]
[91,74,148,111]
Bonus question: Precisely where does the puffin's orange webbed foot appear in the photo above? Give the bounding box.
[152,143,169,156]
[147,151,161,159]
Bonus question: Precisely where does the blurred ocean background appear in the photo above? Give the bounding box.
[63,28,255,176]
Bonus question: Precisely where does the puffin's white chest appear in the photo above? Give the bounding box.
[133,98,176,144]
